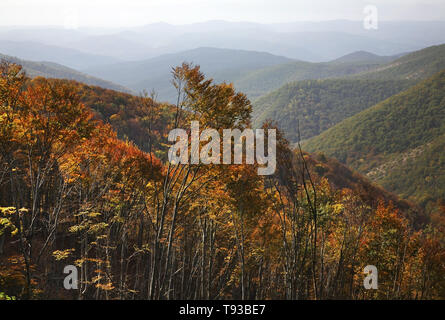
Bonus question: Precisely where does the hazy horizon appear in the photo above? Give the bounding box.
[1,0,445,28]
[2,18,445,29]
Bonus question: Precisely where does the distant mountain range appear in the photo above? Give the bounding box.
[2,20,444,62]
[84,47,406,102]
[0,40,122,70]
[84,47,295,100]
[2,20,444,103]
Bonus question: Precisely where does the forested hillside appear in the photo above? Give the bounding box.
[54,80,175,155]
[370,133,445,210]
[253,79,414,141]
[1,62,443,300]
[0,53,130,93]
[305,70,445,210]
[355,44,445,81]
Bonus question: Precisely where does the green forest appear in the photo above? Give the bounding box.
[253,78,414,141]
[305,70,445,210]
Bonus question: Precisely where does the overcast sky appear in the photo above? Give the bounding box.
[1,0,444,27]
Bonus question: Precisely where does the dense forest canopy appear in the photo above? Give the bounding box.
[1,62,444,300]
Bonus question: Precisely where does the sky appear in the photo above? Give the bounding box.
[0,0,444,27]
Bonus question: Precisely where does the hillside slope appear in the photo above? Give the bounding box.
[367,133,445,209]
[304,152,420,217]
[45,79,175,156]
[304,70,445,209]
[253,79,414,141]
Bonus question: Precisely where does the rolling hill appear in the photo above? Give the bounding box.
[330,50,403,64]
[84,47,295,101]
[0,53,131,93]
[253,78,414,141]
[304,70,445,209]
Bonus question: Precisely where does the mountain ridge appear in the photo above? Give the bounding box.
[0,53,131,93]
